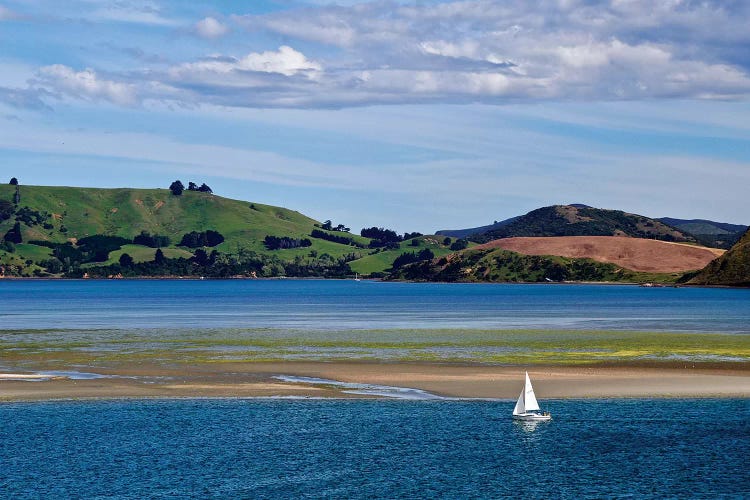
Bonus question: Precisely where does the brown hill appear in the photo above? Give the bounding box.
[477,236,724,273]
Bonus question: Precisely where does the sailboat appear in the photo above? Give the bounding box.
[512,372,551,421]
[354,273,361,282]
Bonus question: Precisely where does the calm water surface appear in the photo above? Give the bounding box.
[0,399,748,499]
[1,279,749,332]
[2,281,749,498]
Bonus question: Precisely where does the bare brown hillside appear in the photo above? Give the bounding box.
[476,236,724,273]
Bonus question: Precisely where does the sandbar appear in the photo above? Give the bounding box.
[1,362,749,401]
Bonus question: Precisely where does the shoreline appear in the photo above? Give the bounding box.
[2,362,749,402]
[1,276,746,289]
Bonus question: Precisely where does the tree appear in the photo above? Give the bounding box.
[321,220,333,231]
[443,237,452,245]
[198,183,212,193]
[3,222,22,244]
[9,177,18,185]
[450,239,469,251]
[188,182,198,191]
[154,248,165,265]
[179,230,224,248]
[169,180,184,196]
[193,248,210,266]
[119,253,134,267]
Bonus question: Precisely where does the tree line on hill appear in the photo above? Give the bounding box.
[169,180,213,196]
[310,229,366,248]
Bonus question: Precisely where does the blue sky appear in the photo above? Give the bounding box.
[0,0,748,233]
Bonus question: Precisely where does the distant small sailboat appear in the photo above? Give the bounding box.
[354,273,361,282]
[512,372,551,421]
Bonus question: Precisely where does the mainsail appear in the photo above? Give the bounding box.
[512,371,540,415]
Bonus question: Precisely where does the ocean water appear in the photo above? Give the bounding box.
[0,399,748,498]
[1,279,749,332]
[1,280,749,497]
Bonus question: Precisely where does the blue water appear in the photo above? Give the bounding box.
[2,280,749,497]
[0,399,748,498]
[1,279,749,332]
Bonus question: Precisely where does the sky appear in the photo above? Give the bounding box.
[0,0,748,234]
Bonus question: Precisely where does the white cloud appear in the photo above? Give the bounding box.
[170,46,322,78]
[16,0,750,108]
[36,65,138,106]
[193,17,229,39]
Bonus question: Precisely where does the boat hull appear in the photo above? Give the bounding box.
[513,413,551,421]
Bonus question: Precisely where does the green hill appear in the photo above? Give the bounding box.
[470,205,696,244]
[0,184,393,277]
[687,229,750,287]
[390,247,679,284]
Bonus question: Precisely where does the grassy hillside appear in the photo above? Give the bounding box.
[390,247,680,284]
[0,184,391,277]
[0,185,330,253]
[687,229,750,287]
[469,205,696,244]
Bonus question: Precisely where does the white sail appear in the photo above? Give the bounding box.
[513,390,525,415]
[523,372,540,412]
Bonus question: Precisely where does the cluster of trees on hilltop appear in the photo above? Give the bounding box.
[169,180,213,196]
[320,220,349,232]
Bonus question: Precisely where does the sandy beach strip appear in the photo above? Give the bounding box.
[1,362,749,401]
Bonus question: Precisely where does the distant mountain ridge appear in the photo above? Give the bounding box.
[436,216,520,239]
[656,218,747,249]
[657,218,747,235]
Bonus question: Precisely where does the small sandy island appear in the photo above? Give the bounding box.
[1,362,749,401]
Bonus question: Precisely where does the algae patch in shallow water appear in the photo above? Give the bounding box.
[1,327,749,366]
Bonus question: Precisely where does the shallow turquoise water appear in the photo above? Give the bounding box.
[1,279,749,332]
[0,399,748,498]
